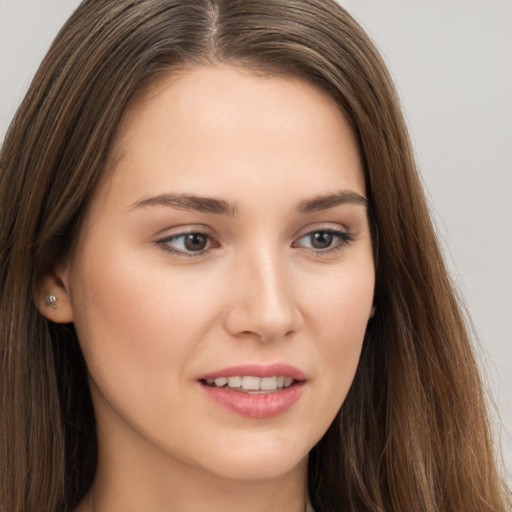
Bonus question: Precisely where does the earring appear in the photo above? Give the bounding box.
[45,294,57,308]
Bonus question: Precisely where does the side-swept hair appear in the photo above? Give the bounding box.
[1,1,509,511]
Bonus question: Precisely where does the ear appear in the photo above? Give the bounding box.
[369,306,376,319]
[37,271,74,323]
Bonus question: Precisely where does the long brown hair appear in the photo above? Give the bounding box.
[1,1,509,511]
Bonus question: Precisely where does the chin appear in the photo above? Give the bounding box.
[208,455,308,482]
[189,432,312,482]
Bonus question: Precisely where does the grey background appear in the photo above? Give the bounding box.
[1,0,511,480]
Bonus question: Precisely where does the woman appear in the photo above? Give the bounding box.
[0,1,509,511]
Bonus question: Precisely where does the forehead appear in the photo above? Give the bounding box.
[95,64,365,215]
[114,65,361,165]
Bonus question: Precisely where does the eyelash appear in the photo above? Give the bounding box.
[292,229,354,255]
[157,230,219,257]
[157,228,354,257]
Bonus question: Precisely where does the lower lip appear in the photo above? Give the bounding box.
[199,382,305,419]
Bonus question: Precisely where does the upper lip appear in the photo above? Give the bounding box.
[199,363,306,381]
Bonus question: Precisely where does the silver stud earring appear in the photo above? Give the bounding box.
[45,294,57,308]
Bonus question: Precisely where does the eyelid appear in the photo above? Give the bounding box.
[292,225,354,255]
[156,226,219,257]
[154,223,355,258]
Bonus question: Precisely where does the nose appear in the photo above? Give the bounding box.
[223,247,302,343]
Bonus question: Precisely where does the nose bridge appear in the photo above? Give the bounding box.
[225,240,300,341]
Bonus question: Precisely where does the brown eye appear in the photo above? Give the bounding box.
[159,231,215,256]
[184,233,208,251]
[310,231,333,249]
[294,228,353,254]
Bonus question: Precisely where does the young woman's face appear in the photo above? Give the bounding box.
[55,65,374,483]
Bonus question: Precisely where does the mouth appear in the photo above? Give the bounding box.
[198,364,306,418]
[200,375,296,394]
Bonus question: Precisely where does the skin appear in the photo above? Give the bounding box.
[41,64,375,512]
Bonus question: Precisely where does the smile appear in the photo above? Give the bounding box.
[199,364,306,418]
[203,375,295,393]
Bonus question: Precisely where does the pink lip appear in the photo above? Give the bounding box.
[199,381,305,419]
[198,363,306,419]
[199,363,306,381]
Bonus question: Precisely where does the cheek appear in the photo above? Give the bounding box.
[68,248,222,391]
[305,262,374,407]
[308,259,374,336]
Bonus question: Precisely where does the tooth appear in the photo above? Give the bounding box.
[241,376,261,390]
[227,376,242,388]
[260,376,277,390]
[284,377,293,387]
[277,376,285,388]
[206,379,214,385]
[214,377,227,387]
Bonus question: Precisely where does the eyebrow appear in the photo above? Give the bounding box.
[297,191,368,213]
[130,190,367,216]
[130,194,238,215]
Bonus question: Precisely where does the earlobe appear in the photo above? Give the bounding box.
[37,273,74,323]
[369,306,376,319]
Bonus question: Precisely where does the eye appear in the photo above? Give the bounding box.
[294,228,353,254]
[157,231,217,256]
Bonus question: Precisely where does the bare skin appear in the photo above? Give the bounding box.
[42,64,374,512]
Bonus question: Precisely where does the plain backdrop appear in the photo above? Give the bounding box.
[1,0,511,480]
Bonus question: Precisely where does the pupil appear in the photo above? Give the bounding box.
[312,232,332,249]
[185,233,207,251]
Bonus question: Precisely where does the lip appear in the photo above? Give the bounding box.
[199,363,306,381]
[198,363,306,419]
